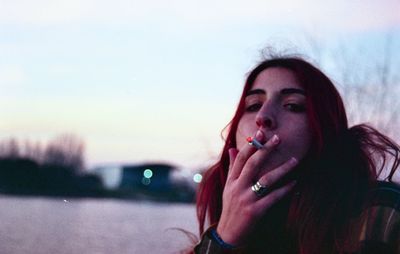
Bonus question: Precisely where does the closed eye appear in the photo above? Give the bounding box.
[245,103,262,112]
[284,103,306,113]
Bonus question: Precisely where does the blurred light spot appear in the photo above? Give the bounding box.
[63,199,69,203]
[193,173,202,183]
[142,177,151,185]
[143,169,153,178]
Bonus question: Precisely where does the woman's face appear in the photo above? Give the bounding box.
[236,67,312,173]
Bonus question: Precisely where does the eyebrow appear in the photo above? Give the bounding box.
[246,89,265,96]
[246,88,306,97]
[280,88,306,96]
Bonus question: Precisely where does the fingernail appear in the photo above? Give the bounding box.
[255,130,264,142]
[271,134,279,145]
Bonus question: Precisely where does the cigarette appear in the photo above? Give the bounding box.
[246,136,264,149]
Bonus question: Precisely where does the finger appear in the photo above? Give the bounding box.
[240,134,280,181]
[226,148,239,182]
[254,181,296,212]
[229,137,258,180]
[228,148,239,170]
[257,157,298,189]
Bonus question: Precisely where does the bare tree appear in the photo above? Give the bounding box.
[302,34,400,143]
[0,138,20,159]
[339,37,399,141]
[43,134,86,172]
[300,34,400,181]
[0,134,86,172]
[23,140,44,163]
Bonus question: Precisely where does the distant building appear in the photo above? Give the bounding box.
[93,163,177,191]
[92,162,196,202]
[120,163,174,191]
[92,165,122,190]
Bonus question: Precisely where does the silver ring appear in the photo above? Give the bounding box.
[251,181,269,197]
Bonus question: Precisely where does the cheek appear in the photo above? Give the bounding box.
[235,128,248,150]
[280,124,312,159]
[235,117,257,150]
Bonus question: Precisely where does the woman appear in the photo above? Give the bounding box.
[191,55,400,253]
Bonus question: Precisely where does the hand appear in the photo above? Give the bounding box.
[216,131,298,246]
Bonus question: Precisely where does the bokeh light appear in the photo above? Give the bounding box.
[193,173,202,183]
[143,169,153,178]
[141,177,151,185]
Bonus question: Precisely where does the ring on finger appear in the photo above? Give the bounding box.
[251,181,269,197]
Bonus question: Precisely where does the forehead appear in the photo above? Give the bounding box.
[251,67,302,91]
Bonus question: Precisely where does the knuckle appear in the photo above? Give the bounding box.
[245,158,257,170]
[261,144,272,153]
[258,175,269,186]
[235,152,247,164]
[263,177,271,187]
[261,144,275,155]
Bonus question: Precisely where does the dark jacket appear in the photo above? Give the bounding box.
[194,181,400,254]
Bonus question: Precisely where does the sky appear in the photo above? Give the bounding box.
[1,0,399,170]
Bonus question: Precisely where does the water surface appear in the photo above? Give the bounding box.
[0,195,197,254]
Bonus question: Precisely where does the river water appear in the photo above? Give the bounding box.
[0,195,197,254]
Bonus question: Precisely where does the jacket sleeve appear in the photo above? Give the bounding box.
[344,181,400,254]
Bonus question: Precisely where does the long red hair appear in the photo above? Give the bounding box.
[194,56,400,253]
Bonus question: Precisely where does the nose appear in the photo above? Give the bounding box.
[255,104,277,130]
